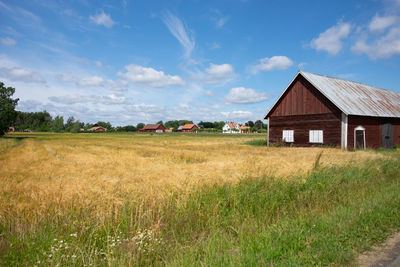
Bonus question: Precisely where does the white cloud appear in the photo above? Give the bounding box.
[310,22,351,55]
[90,11,115,28]
[118,64,185,88]
[200,63,236,84]
[0,67,45,83]
[57,74,128,91]
[209,9,229,29]
[162,11,195,59]
[251,56,293,73]
[352,27,400,59]
[0,37,16,46]
[49,94,127,105]
[95,60,102,67]
[369,15,398,32]
[225,87,268,104]
[221,110,254,120]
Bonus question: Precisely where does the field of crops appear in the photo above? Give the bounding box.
[1,132,399,266]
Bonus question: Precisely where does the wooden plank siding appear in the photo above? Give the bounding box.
[395,119,400,146]
[269,76,342,147]
[347,116,381,149]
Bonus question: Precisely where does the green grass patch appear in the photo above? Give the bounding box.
[243,138,268,146]
[1,156,400,266]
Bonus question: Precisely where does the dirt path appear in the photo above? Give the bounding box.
[356,233,400,267]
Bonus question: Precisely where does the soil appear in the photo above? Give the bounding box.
[356,232,400,267]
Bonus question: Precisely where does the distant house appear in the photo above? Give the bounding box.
[223,122,240,134]
[265,71,400,149]
[180,124,198,132]
[239,126,250,133]
[165,127,174,133]
[138,124,166,133]
[177,125,183,132]
[8,127,14,132]
[88,126,107,132]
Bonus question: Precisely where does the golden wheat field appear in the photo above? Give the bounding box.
[0,132,385,221]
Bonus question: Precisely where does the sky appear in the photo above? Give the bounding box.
[1,0,400,126]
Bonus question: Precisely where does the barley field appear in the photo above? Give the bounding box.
[1,132,399,266]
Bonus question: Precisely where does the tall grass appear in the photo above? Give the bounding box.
[1,155,400,266]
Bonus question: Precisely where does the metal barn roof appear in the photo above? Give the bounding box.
[266,71,400,118]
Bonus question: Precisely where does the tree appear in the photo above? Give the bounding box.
[52,116,64,132]
[136,123,145,129]
[0,82,19,136]
[245,121,254,127]
[254,120,264,130]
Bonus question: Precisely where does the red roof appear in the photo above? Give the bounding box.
[228,122,238,129]
[182,124,198,130]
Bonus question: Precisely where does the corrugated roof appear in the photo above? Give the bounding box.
[265,71,400,118]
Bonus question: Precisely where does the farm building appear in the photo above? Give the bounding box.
[239,126,251,133]
[223,122,240,134]
[179,124,198,132]
[88,126,107,132]
[265,71,400,149]
[8,127,14,132]
[138,124,166,133]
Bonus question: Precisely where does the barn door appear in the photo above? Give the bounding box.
[381,119,394,149]
[354,126,365,149]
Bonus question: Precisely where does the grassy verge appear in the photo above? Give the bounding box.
[1,156,400,266]
[243,138,268,146]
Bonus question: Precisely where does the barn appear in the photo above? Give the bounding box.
[265,71,400,149]
[138,124,166,133]
[180,124,198,132]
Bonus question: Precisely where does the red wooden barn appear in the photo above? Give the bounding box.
[138,124,166,133]
[180,124,198,132]
[265,71,400,149]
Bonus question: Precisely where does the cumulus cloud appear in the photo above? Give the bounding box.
[0,37,16,46]
[0,67,45,83]
[221,110,254,120]
[225,87,268,104]
[118,64,185,88]
[251,56,293,73]
[162,11,195,59]
[352,27,400,59]
[90,11,115,28]
[57,74,128,91]
[369,15,398,32]
[310,22,351,55]
[200,63,236,84]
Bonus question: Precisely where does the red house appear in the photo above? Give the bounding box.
[138,124,166,133]
[265,71,400,149]
[88,126,107,132]
[180,124,198,132]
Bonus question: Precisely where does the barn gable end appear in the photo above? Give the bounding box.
[267,75,342,147]
[265,71,400,149]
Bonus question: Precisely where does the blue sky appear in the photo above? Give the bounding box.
[1,0,400,126]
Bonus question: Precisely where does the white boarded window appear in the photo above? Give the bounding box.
[309,130,323,143]
[282,130,294,142]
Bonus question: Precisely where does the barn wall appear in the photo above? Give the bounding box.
[269,113,341,147]
[268,75,342,147]
[393,118,400,146]
[347,116,381,149]
[269,76,341,117]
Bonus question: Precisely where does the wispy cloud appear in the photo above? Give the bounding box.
[0,67,45,84]
[90,11,115,28]
[0,37,16,46]
[210,9,229,29]
[162,11,195,59]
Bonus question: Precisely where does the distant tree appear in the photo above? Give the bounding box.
[165,120,179,129]
[52,116,64,132]
[117,125,136,132]
[213,121,225,130]
[178,120,193,126]
[245,121,255,127]
[64,116,75,131]
[69,121,82,133]
[136,123,145,129]
[0,82,19,136]
[254,120,264,130]
[156,120,163,125]
[198,121,214,128]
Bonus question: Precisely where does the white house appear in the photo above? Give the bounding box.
[223,122,240,134]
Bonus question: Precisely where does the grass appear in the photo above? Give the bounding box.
[0,132,399,266]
